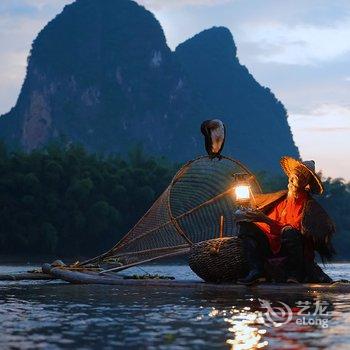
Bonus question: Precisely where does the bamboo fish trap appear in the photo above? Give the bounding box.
[78,155,262,277]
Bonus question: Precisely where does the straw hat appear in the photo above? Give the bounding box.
[280,156,324,195]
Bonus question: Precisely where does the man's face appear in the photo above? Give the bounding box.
[288,169,310,196]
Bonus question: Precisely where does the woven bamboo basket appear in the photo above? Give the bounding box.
[188,237,248,283]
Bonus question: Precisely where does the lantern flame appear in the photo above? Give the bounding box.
[235,185,250,201]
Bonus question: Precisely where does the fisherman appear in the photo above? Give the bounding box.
[236,156,335,285]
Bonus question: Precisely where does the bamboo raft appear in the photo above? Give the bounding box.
[0,272,56,281]
[2,156,346,291]
[1,264,349,294]
[45,266,350,293]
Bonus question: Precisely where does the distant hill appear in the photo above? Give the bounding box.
[0,0,299,172]
[175,27,299,170]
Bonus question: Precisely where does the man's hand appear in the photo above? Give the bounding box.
[234,208,271,223]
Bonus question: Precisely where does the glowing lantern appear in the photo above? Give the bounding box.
[234,185,250,202]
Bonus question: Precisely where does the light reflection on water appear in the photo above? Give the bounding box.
[0,263,349,349]
[224,306,268,349]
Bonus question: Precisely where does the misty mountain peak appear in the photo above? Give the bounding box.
[0,0,299,171]
[176,26,237,63]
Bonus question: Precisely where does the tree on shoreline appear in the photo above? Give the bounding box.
[0,141,176,258]
[0,141,349,261]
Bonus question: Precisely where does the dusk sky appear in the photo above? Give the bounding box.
[0,0,349,179]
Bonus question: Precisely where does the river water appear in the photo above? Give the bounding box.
[0,263,350,349]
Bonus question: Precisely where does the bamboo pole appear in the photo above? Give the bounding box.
[220,215,224,239]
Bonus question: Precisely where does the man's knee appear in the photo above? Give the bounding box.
[281,226,302,243]
[238,229,257,241]
[238,224,271,257]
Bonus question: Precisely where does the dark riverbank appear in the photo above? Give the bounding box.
[0,142,349,261]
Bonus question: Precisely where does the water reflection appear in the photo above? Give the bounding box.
[224,306,268,349]
[197,291,339,350]
[0,264,350,349]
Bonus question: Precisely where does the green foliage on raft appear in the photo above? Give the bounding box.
[123,274,175,280]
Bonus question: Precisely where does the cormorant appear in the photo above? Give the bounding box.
[200,119,226,159]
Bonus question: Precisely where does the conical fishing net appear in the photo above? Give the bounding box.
[81,156,262,272]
